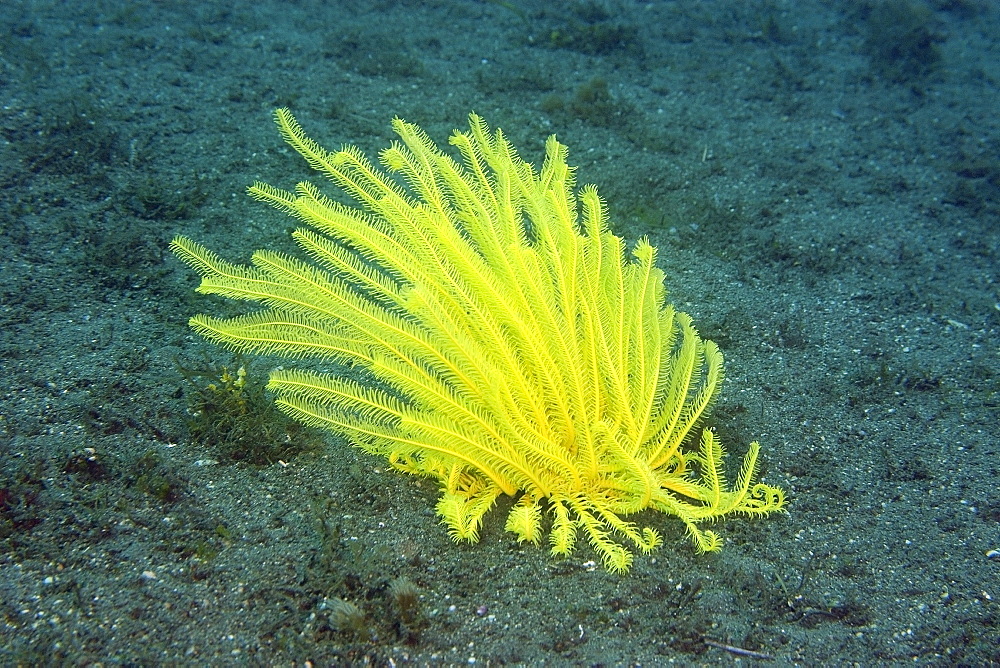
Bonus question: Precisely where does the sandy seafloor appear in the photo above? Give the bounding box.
[1,0,998,665]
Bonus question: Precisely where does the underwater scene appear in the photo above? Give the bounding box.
[0,0,997,664]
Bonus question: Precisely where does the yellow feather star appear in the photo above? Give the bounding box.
[171,109,786,573]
